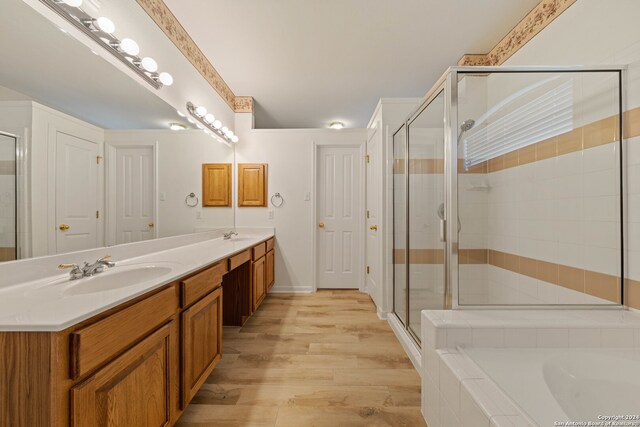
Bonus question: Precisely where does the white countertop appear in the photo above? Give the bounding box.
[0,231,274,332]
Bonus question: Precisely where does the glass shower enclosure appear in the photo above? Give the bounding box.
[393,66,625,344]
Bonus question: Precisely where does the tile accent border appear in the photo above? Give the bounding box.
[135,0,255,113]
[458,0,578,66]
[393,106,640,174]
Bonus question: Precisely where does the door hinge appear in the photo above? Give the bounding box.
[366,210,370,219]
[96,155,103,164]
[366,266,370,274]
[365,155,370,163]
[96,210,100,219]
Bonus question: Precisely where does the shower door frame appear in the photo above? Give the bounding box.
[0,131,19,261]
[392,65,627,338]
[392,75,451,345]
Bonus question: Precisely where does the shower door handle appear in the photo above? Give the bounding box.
[439,218,446,242]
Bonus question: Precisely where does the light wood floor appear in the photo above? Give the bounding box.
[176,290,426,427]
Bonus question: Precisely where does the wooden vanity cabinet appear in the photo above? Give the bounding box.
[252,255,266,311]
[266,248,275,291]
[181,286,222,408]
[70,322,176,427]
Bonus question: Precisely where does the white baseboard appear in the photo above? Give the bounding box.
[388,314,422,375]
[269,285,314,294]
[377,308,388,320]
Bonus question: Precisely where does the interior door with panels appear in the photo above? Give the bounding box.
[55,131,98,254]
[316,146,363,289]
[366,123,383,306]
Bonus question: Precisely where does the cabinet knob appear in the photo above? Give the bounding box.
[369,225,378,231]
[318,222,324,228]
[59,224,70,231]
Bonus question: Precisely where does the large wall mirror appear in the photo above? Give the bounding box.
[0,0,236,261]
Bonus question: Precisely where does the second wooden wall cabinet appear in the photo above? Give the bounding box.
[202,163,232,207]
[238,163,267,207]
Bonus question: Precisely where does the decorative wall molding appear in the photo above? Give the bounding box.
[458,0,578,66]
[135,0,255,113]
[234,96,254,113]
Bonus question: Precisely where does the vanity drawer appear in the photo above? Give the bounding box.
[266,238,275,252]
[70,285,179,380]
[252,242,266,260]
[181,261,226,308]
[229,249,251,270]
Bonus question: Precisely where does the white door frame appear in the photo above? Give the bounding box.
[105,141,159,246]
[312,141,366,293]
[365,121,385,306]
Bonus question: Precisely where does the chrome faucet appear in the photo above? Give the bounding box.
[58,255,115,280]
[223,231,238,240]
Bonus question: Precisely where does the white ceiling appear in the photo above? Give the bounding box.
[163,0,540,129]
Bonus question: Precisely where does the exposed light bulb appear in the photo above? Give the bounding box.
[120,38,139,56]
[62,0,83,7]
[140,57,158,72]
[227,130,234,138]
[195,106,207,117]
[204,113,215,124]
[221,126,229,134]
[213,120,222,129]
[231,135,239,143]
[158,72,173,86]
[96,17,115,34]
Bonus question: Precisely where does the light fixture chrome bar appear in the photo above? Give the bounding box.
[186,102,237,144]
[39,0,162,89]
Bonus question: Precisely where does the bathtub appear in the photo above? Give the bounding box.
[462,347,640,426]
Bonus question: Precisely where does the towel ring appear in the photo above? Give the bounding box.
[270,192,284,208]
[185,192,199,207]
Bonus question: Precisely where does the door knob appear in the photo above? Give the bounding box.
[59,224,70,231]
[318,222,325,228]
[369,225,378,231]
[148,222,155,228]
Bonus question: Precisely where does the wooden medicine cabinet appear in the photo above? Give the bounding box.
[202,163,232,207]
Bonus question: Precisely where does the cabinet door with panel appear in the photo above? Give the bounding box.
[238,163,267,207]
[252,256,266,310]
[202,163,231,207]
[266,249,274,291]
[181,287,223,407]
[70,323,174,427]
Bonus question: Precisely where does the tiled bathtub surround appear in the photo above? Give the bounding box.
[420,309,640,427]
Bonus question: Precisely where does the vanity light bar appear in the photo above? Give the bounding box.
[186,102,239,144]
[40,0,173,90]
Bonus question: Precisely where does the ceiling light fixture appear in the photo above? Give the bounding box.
[329,121,344,130]
[42,0,173,89]
[169,122,187,131]
[186,102,238,145]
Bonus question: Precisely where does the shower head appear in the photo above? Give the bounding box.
[457,119,475,145]
[460,119,475,132]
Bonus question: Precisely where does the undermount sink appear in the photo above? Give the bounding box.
[63,266,173,296]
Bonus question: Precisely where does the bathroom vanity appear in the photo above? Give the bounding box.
[0,233,275,427]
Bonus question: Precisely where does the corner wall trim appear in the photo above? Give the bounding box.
[458,0,578,66]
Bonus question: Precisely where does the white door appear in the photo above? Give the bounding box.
[317,146,362,289]
[114,146,155,244]
[55,132,98,254]
[366,124,383,305]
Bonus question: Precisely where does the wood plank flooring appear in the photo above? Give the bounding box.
[176,290,426,427]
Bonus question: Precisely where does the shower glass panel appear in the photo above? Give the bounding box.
[393,125,408,326]
[0,133,17,262]
[407,90,446,338]
[456,69,623,306]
